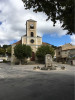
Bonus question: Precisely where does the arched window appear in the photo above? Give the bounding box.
[30,24,34,29]
[31,32,34,37]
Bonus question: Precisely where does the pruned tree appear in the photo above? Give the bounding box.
[6,46,11,56]
[36,45,55,63]
[14,44,32,64]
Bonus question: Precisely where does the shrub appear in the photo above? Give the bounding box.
[61,66,65,70]
[41,67,48,70]
[33,67,36,70]
[37,66,40,69]
[14,44,32,64]
[36,45,55,63]
[54,65,58,67]
[49,67,56,70]
[15,61,20,65]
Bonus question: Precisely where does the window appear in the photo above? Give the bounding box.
[30,39,34,43]
[30,24,34,29]
[31,32,34,37]
[58,52,60,55]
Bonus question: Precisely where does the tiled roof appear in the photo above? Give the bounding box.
[12,40,22,45]
[12,41,51,46]
[60,43,75,50]
[42,42,51,45]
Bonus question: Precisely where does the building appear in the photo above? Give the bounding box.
[56,43,75,65]
[11,19,45,63]
[22,19,42,52]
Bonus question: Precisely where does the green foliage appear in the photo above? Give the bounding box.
[0,45,11,56]
[14,44,32,61]
[51,45,57,49]
[6,46,11,56]
[61,66,65,70]
[49,67,56,70]
[0,48,6,55]
[22,0,74,34]
[26,45,32,57]
[33,67,36,70]
[41,67,48,70]
[36,45,55,63]
[3,45,11,49]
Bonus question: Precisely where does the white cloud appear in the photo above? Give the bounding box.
[0,0,74,46]
[70,35,75,45]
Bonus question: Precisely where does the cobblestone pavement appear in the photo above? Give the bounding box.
[0,63,75,100]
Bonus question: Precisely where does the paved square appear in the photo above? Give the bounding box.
[0,63,74,100]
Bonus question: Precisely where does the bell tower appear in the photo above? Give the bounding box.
[26,19,37,37]
[26,19,37,52]
[22,19,42,53]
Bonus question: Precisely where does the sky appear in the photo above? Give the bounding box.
[0,0,75,46]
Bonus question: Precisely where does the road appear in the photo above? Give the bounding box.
[0,63,75,100]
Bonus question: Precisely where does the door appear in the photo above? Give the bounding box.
[31,52,35,61]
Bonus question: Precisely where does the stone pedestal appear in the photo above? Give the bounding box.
[45,54,52,67]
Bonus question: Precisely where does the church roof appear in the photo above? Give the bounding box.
[12,40,22,45]
[27,19,37,22]
[42,42,51,46]
[12,41,51,46]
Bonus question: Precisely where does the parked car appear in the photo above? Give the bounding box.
[0,59,3,62]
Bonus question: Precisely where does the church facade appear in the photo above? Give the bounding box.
[22,19,42,52]
[11,19,42,63]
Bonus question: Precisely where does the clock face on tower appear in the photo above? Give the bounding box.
[30,39,34,43]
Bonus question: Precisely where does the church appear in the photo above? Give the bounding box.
[11,19,47,63]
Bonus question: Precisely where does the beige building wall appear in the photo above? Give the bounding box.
[11,44,16,64]
[69,49,75,57]
[26,37,37,45]
[54,50,56,58]
[11,44,20,64]
[56,44,75,64]
[37,37,42,45]
[26,21,37,37]
[73,60,75,65]
[22,36,26,44]
[11,19,42,63]
[56,47,62,58]
[22,20,42,53]
[61,50,70,58]
[22,36,42,53]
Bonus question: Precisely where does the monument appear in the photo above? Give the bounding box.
[45,54,52,67]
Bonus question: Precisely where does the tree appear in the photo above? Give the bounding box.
[0,48,6,56]
[51,45,57,49]
[14,44,32,64]
[22,0,74,35]
[3,45,10,49]
[26,45,32,58]
[6,46,11,56]
[36,45,55,63]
